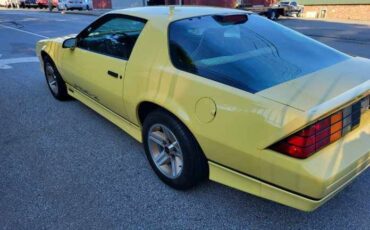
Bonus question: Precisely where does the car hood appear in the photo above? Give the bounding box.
[257,57,370,112]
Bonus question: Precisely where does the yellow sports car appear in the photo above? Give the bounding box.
[36,6,370,211]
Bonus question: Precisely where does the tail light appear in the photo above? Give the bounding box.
[270,95,370,159]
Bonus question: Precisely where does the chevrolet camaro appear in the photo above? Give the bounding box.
[36,6,370,211]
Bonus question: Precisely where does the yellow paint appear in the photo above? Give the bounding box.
[36,6,370,211]
[195,97,217,123]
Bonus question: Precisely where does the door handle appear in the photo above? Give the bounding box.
[107,70,119,78]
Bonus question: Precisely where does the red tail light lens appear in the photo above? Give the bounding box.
[270,95,370,159]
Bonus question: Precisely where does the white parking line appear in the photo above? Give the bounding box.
[0,54,39,69]
[0,24,49,39]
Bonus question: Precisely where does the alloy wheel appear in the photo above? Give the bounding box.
[45,63,59,95]
[147,124,184,179]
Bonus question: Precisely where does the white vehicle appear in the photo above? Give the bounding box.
[0,0,6,7]
[278,1,304,16]
[57,0,92,11]
[0,0,25,7]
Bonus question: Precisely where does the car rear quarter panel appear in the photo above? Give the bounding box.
[260,111,370,199]
[124,17,369,200]
[123,18,311,182]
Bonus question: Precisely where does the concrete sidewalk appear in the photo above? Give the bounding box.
[0,7,110,16]
[59,9,110,16]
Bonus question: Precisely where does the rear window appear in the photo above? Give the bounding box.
[168,14,349,93]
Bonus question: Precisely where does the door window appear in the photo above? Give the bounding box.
[78,15,146,60]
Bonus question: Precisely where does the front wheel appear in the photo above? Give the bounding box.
[143,110,208,190]
[43,56,70,100]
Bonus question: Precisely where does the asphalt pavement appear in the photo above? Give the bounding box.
[0,10,369,229]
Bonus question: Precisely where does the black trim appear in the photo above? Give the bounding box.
[107,70,119,78]
[268,93,370,155]
[209,159,322,201]
[75,13,148,61]
[77,13,147,41]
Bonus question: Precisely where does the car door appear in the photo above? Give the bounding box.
[60,14,146,117]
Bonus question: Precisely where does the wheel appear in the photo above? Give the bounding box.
[143,110,208,190]
[43,56,70,100]
[297,9,303,17]
[268,10,278,20]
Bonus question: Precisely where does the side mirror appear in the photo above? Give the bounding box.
[62,38,77,49]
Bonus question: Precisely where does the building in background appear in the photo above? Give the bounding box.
[92,0,370,21]
[299,0,370,21]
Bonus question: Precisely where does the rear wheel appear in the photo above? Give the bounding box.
[43,56,70,100]
[297,9,303,17]
[268,10,279,20]
[143,110,208,190]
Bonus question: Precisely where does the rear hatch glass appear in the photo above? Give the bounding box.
[169,14,349,94]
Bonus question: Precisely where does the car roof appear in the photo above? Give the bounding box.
[110,6,247,23]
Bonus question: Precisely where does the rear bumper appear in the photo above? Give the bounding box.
[258,111,370,199]
[209,111,369,211]
[209,159,368,211]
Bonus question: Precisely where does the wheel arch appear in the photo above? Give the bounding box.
[40,50,51,61]
[137,101,206,153]
[137,101,189,129]
[40,49,68,84]
[137,101,209,178]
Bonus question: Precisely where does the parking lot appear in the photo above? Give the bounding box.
[0,9,369,229]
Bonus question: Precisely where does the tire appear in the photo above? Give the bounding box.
[43,56,70,101]
[268,10,278,20]
[143,110,208,190]
[297,9,303,17]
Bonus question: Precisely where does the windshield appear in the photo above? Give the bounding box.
[169,14,349,93]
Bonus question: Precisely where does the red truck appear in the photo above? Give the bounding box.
[36,0,58,8]
[237,0,304,20]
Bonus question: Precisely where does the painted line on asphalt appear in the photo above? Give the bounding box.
[0,24,49,39]
[0,54,39,69]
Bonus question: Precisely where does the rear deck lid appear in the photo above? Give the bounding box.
[257,57,370,112]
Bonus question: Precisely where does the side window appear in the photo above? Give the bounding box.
[78,16,146,60]
[291,2,297,6]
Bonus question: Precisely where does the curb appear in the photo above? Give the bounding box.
[61,10,109,16]
[7,8,111,16]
